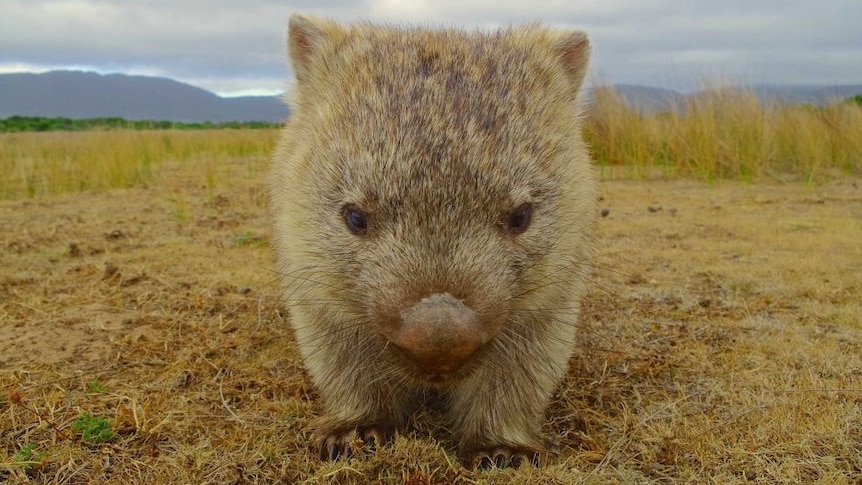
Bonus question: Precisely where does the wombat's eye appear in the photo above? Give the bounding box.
[342,204,368,235]
[506,203,533,235]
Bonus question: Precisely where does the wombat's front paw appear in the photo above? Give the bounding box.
[465,446,542,470]
[318,424,394,461]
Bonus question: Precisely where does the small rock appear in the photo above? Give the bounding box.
[103,262,119,279]
[648,206,662,213]
[121,274,145,286]
[105,229,126,240]
[600,208,610,217]
[173,370,195,389]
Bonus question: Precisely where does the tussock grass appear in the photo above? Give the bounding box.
[2,87,861,201]
[584,86,862,182]
[0,129,279,199]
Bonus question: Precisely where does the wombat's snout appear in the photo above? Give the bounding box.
[389,293,491,375]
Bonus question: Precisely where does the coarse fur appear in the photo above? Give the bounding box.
[270,14,596,468]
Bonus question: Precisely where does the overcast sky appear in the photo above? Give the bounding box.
[1,0,860,96]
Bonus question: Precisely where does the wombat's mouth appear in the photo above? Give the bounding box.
[381,293,495,380]
[387,339,491,380]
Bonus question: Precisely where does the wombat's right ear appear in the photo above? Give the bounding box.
[553,31,591,94]
[287,14,338,83]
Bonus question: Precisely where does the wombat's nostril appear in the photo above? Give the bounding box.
[389,293,490,374]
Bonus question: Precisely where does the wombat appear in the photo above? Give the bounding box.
[270,14,596,469]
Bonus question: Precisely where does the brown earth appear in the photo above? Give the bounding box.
[1,169,861,484]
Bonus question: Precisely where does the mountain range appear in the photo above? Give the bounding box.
[1,70,860,122]
[0,71,287,122]
[603,83,862,114]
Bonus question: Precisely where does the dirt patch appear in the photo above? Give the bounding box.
[0,304,146,365]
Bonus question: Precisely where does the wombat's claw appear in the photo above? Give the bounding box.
[318,425,394,461]
[471,447,540,470]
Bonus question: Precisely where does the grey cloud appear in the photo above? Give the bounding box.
[1,0,860,95]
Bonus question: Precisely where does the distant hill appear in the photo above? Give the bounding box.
[1,70,860,121]
[0,71,288,122]
[749,84,862,105]
[596,84,686,113]
[605,83,862,114]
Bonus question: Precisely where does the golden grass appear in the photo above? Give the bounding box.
[2,87,860,202]
[0,129,279,200]
[584,87,862,183]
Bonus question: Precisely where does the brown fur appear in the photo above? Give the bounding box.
[270,14,596,468]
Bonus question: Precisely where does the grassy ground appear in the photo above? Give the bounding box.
[0,130,279,200]
[2,89,860,201]
[1,127,861,483]
[586,87,862,183]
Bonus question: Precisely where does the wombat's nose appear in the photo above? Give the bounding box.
[390,293,490,375]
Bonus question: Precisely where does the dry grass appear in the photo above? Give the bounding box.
[1,94,862,483]
[2,86,860,202]
[585,86,862,183]
[2,166,859,484]
[0,130,279,200]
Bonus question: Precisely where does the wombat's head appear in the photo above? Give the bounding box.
[272,16,594,383]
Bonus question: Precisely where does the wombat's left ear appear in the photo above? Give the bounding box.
[553,31,591,93]
[287,14,342,83]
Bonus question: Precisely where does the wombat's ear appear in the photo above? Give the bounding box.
[287,14,339,83]
[553,31,591,93]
